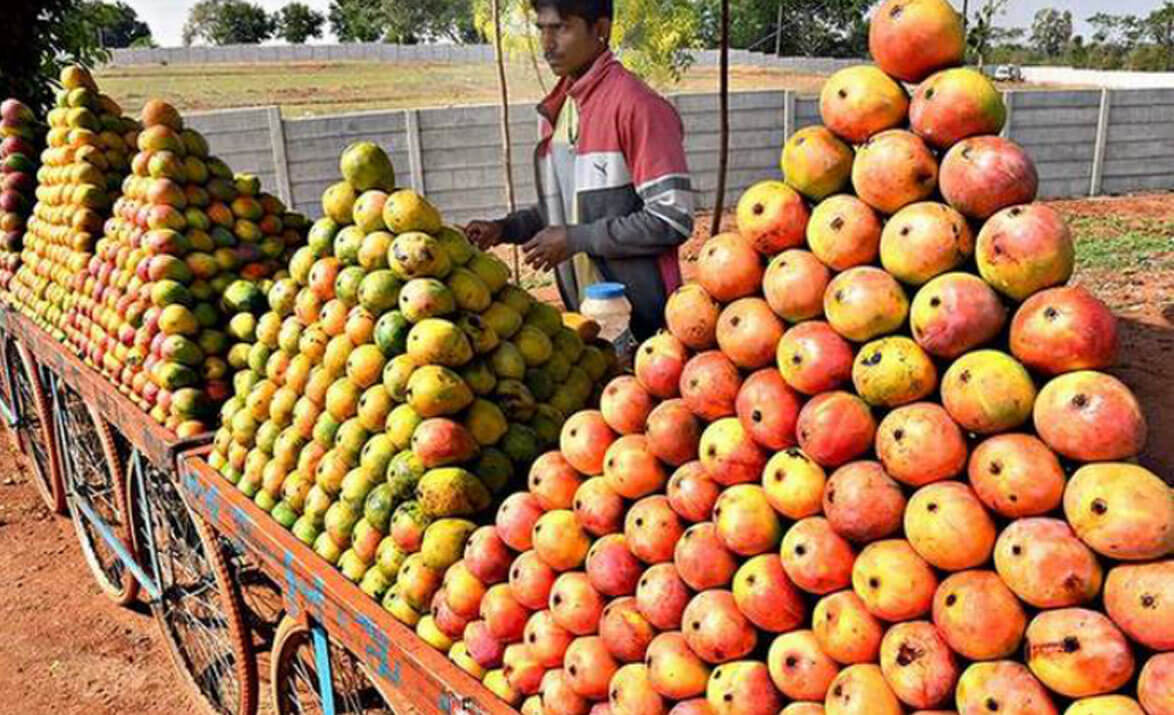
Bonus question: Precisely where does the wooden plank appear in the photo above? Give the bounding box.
[179,456,520,715]
[6,312,210,471]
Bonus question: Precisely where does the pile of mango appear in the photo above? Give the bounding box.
[8,66,137,339]
[0,99,40,288]
[81,97,306,434]
[208,141,616,621]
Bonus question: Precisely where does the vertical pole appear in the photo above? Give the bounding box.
[775,1,784,56]
[491,0,521,280]
[1000,90,1014,139]
[1090,88,1111,196]
[404,109,426,193]
[311,621,337,715]
[782,90,795,145]
[709,0,730,238]
[265,106,293,206]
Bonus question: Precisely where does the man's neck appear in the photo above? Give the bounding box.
[569,46,607,80]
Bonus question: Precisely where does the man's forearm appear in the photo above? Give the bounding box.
[566,208,692,260]
[499,206,545,245]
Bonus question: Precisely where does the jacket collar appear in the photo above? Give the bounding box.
[536,49,618,124]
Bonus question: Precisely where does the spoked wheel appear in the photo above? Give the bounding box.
[59,385,138,604]
[270,616,394,715]
[130,460,257,715]
[8,339,64,514]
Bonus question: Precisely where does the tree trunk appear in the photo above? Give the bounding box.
[491,0,521,279]
[709,0,730,239]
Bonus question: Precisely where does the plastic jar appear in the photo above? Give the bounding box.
[580,282,634,354]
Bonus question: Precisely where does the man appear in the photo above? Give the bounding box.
[465,0,694,340]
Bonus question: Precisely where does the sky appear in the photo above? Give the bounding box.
[126,0,1170,48]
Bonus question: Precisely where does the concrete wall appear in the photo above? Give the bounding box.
[1021,66,1174,89]
[183,87,1174,223]
[108,43,860,73]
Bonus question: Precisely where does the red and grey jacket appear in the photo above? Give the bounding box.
[500,50,694,340]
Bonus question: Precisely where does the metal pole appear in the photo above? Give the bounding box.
[775,1,784,56]
[710,0,730,238]
[490,0,521,280]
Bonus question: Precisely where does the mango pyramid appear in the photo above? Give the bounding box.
[0,98,41,288]
[421,0,1172,712]
[9,65,138,340]
[207,141,618,619]
[79,97,307,435]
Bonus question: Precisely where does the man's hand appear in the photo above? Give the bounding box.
[523,226,571,271]
[464,219,504,250]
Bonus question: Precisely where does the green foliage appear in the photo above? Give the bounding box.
[329,0,387,42]
[966,0,1009,66]
[613,0,704,84]
[0,0,111,114]
[1029,7,1072,58]
[183,0,276,45]
[697,0,869,56]
[383,0,479,43]
[84,1,153,48]
[1068,215,1174,272]
[276,2,326,43]
[475,0,704,86]
[988,3,1174,71]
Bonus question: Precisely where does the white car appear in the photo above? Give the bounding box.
[992,64,1024,82]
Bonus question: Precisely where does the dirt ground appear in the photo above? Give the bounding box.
[0,434,191,715]
[0,193,1170,714]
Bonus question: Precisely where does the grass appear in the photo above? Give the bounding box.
[1068,215,1174,271]
[93,60,828,118]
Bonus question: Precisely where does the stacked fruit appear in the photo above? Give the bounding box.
[207,141,616,619]
[0,99,40,287]
[421,1,1173,713]
[9,66,137,339]
[70,98,307,434]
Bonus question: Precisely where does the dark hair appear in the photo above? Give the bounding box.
[529,0,613,23]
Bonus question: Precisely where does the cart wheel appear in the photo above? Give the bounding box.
[59,386,138,604]
[8,339,64,514]
[270,616,394,715]
[132,462,257,715]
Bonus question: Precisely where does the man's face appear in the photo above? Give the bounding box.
[535,6,609,78]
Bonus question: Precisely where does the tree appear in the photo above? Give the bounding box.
[1146,2,1174,64]
[276,2,325,43]
[475,0,702,86]
[383,0,478,43]
[1030,7,1072,58]
[698,0,869,56]
[966,0,1006,65]
[80,1,153,48]
[328,0,386,41]
[1,0,112,114]
[183,0,275,45]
